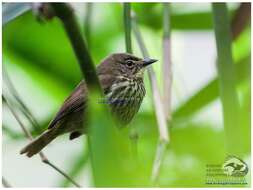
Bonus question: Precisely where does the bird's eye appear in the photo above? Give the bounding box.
[125,60,134,67]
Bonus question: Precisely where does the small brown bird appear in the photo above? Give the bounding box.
[20,53,157,157]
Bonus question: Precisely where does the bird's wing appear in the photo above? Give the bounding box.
[48,80,87,129]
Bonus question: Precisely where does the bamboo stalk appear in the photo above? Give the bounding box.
[212,3,240,156]
[132,13,169,184]
[3,95,81,187]
[123,3,132,54]
[162,3,172,122]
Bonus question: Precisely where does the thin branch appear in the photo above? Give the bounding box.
[60,143,89,187]
[132,13,169,184]
[2,177,11,188]
[50,3,101,92]
[132,15,169,143]
[123,3,132,54]
[150,142,167,184]
[162,3,172,121]
[3,95,81,187]
[231,3,251,40]
[3,66,42,134]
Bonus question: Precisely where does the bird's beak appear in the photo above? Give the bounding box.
[142,58,158,67]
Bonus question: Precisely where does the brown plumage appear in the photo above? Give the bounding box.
[20,53,157,157]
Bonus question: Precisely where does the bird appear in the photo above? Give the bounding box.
[20,53,157,157]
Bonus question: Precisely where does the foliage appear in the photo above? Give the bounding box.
[2,2,251,187]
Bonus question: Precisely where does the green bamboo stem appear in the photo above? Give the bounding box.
[212,3,240,156]
[84,3,92,47]
[123,3,132,54]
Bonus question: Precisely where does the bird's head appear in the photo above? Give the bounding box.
[97,53,157,79]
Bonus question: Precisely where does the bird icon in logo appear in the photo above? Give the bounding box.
[222,156,248,177]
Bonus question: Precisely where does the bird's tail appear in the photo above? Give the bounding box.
[20,128,58,157]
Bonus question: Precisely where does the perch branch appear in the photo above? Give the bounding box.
[132,13,169,184]
[2,95,81,187]
[50,3,101,92]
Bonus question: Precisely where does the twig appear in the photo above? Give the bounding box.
[2,177,11,187]
[150,142,167,184]
[50,3,101,92]
[60,143,89,187]
[132,13,169,184]
[231,3,251,40]
[162,3,172,122]
[123,3,132,54]
[3,66,42,134]
[132,15,169,143]
[3,95,81,187]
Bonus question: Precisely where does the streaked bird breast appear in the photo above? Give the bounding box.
[106,77,146,125]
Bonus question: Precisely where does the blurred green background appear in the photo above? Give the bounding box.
[2,2,251,187]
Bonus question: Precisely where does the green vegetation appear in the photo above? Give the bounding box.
[2,2,251,187]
